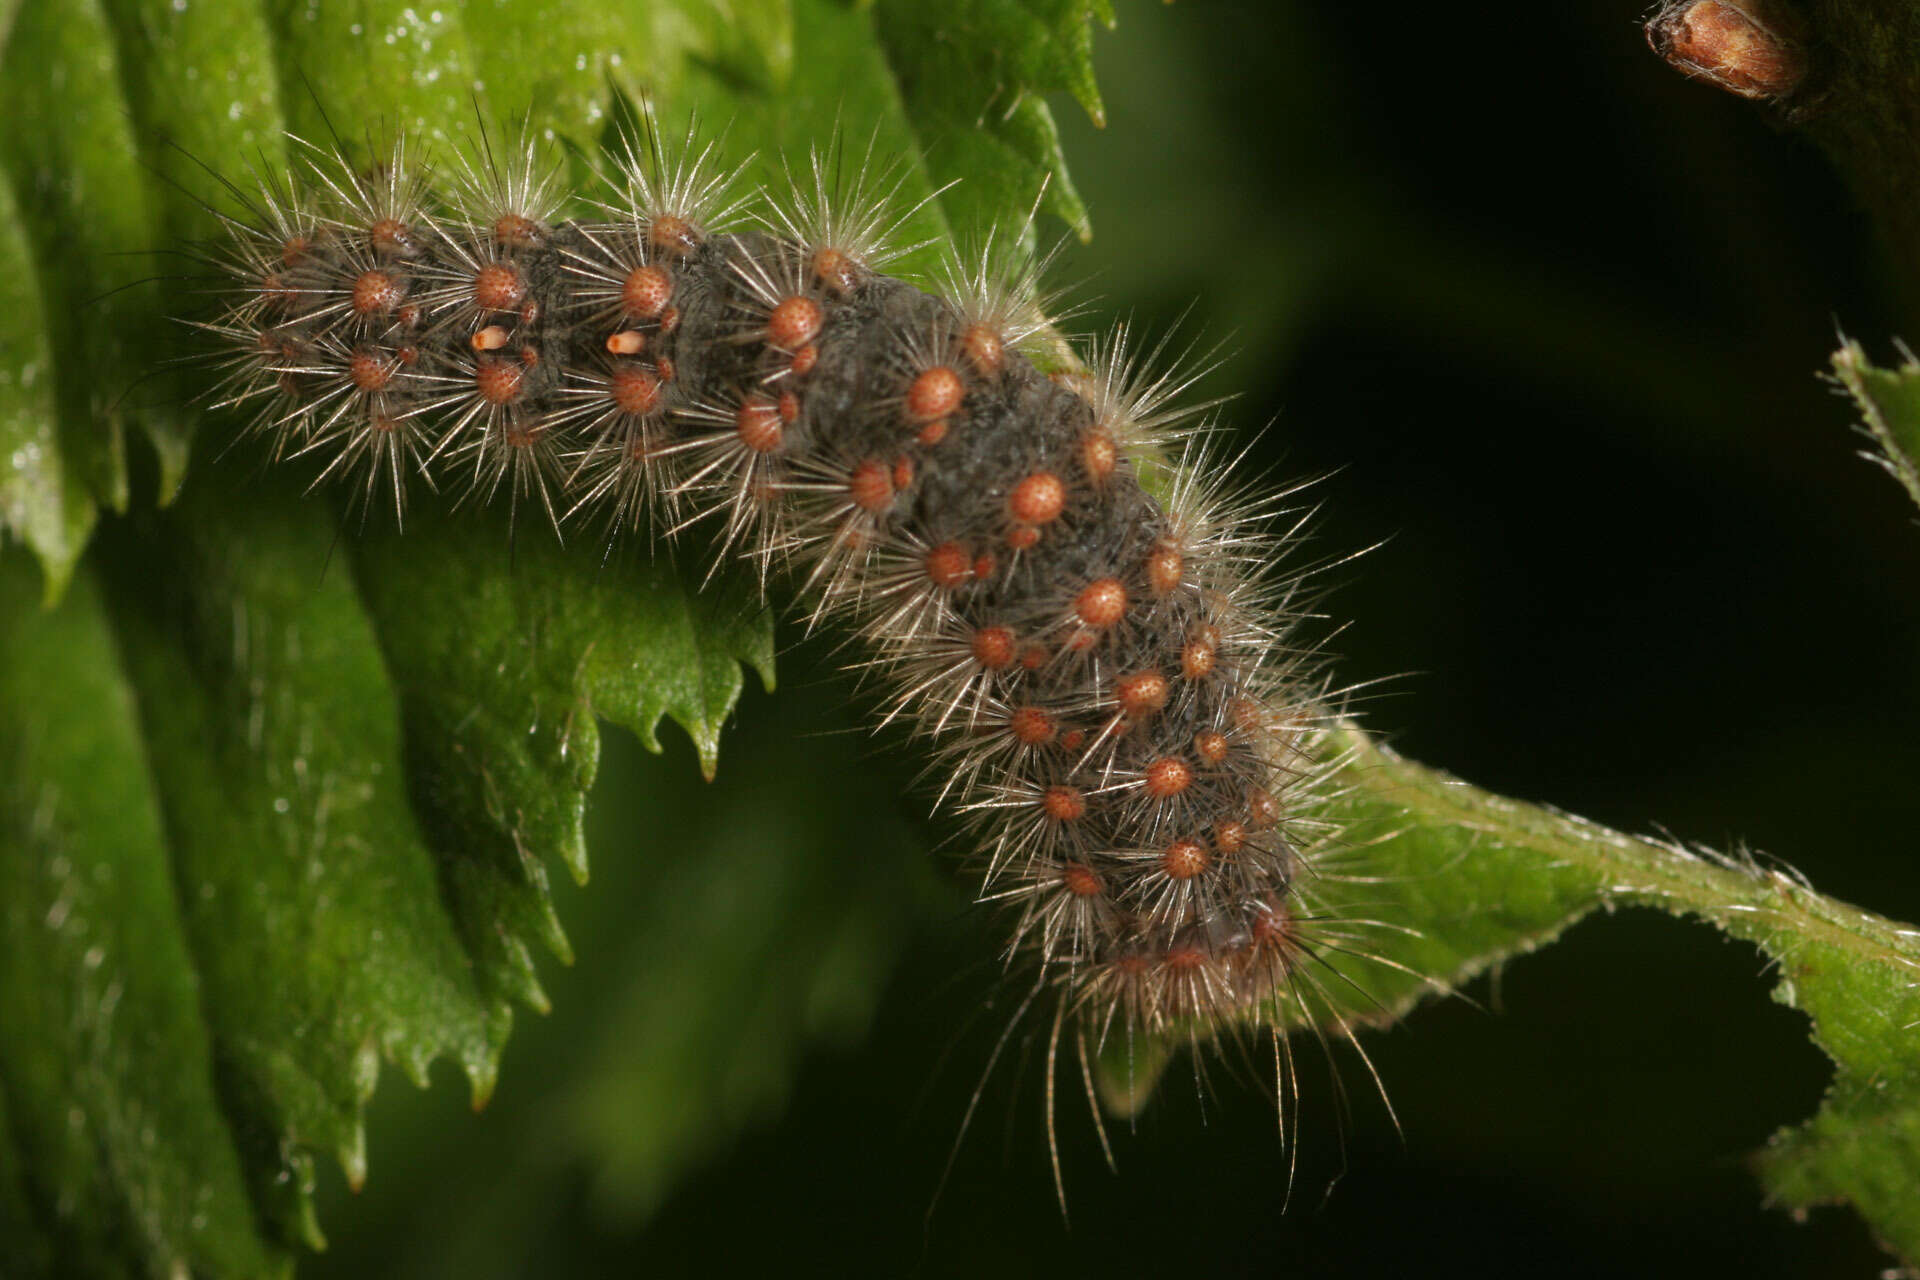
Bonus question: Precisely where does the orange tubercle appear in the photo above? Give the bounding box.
[1193,730,1229,765]
[492,213,543,248]
[924,542,972,589]
[812,246,861,296]
[848,460,894,512]
[1114,670,1169,719]
[1043,786,1086,823]
[735,396,784,453]
[1080,429,1117,483]
[767,295,824,352]
[474,359,524,405]
[350,269,405,316]
[1246,788,1280,830]
[1009,472,1066,525]
[1060,863,1102,897]
[1074,578,1128,628]
[1181,637,1217,681]
[1009,706,1057,746]
[472,263,525,312]
[648,213,700,257]
[1162,838,1211,880]
[609,367,662,416]
[622,265,673,320]
[906,366,964,422]
[1145,541,1184,596]
[1143,757,1193,798]
[348,350,392,392]
[368,218,416,258]
[962,323,1005,375]
[971,626,1016,669]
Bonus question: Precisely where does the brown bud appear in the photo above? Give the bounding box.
[1645,1,1807,103]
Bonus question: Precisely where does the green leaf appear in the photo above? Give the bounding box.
[0,0,1113,1272]
[0,171,86,603]
[0,0,188,592]
[288,698,944,1279]
[0,547,284,1279]
[554,687,932,1225]
[1833,338,1920,513]
[95,0,283,243]
[347,505,774,1012]
[874,0,1112,245]
[95,468,512,1252]
[1103,725,1920,1264]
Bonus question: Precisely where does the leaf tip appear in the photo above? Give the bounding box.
[293,1196,328,1254]
[461,1030,505,1112]
[468,1061,499,1113]
[542,913,575,968]
[1071,73,1107,128]
[396,1042,435,1091]
[351,1037,381,1103]
[339,1124,369,1195]
[562,834,591,887]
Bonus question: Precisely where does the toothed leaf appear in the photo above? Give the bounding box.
[347,503,774,1009]
[1833,338,1920,513]
[0,173,86,602]
[0,0,1104,1272]
[874,0,1107,245]
[551,686,933,1228]
[0,0,189,589]
[94,469,513,1252]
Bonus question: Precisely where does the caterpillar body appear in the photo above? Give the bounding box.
[194,115,1384,1180]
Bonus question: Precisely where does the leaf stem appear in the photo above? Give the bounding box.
[1335,723,1920,992]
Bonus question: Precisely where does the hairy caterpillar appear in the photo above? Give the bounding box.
[189,109,1396,1194]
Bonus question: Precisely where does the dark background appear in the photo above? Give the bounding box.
[310,2,1920,1275]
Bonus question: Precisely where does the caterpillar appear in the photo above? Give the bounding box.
[190,109,1393,1193]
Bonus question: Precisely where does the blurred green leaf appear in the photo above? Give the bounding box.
[0,548,284,1279]
[291,690,947,1280]
[0,173,84,604]
[0,0,189,594]
[555,695,928,1226]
